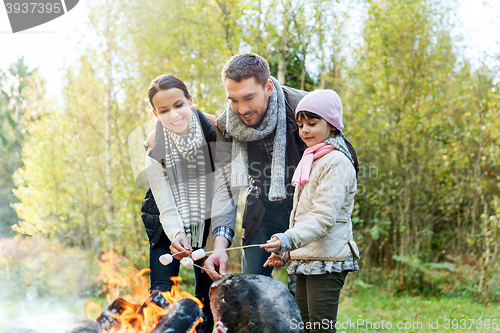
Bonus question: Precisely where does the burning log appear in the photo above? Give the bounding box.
[151,298,206,333]
[96,298,141,332]
[91,277,205,333]
[95,295,204,333]
[209,274,304,333]
[87,251,206,333]
[144,290,171,309]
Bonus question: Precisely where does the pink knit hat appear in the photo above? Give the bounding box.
[295,90,344,130]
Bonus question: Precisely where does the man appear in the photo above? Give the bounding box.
[204,53,307,283]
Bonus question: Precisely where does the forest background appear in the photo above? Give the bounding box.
[1,0,500,327]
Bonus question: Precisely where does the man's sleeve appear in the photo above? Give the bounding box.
[210,115,240,243]
[213,226,235,245]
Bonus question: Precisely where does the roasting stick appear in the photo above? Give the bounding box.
[190,244,268,260]
[168,243,266,258]
[192,262,223,277]
[159,250,224,277]
[205,243,264,255]
[161,243,268,275]
[190,244,267,275]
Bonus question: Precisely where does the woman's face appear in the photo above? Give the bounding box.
[297,116,335,148]
[152,88,193,135]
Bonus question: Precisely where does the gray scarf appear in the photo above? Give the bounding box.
[226,77,287,201]
[162,109,206,248]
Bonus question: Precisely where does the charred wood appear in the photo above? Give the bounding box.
[96,298,140,332]
[151,298,205,333]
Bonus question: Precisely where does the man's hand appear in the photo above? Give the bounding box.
[260,236,282,253]
[204,236,229,280]
[170,232,192,260]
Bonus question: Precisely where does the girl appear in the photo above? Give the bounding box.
[261,90,360,333]
[143,74,216,332]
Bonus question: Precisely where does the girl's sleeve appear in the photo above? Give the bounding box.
[145,152,185,241]
[285,157,355,249]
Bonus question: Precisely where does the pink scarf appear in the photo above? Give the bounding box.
[292,142,336,187]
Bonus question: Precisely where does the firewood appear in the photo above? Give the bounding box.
[150,298,206,333]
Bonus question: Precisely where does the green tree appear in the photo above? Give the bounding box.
[13,0,149,267]
[0,57,34,237]
[346,0,500,294]
[347,0,458,276]
[119,0,247,116]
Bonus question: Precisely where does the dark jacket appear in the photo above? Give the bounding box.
[141,188,162,247]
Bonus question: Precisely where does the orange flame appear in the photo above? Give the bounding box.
[86,250,204,333]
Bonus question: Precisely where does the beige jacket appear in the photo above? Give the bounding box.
[283,150,360,261]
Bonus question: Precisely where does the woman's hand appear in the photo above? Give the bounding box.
[260,236,282,253]
[263,253,285,267]
[170,232,192,260]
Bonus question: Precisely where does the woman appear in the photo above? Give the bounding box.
[142,74,216,332]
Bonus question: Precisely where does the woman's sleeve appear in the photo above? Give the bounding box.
[285,157,355,249]
[145,152,185,241]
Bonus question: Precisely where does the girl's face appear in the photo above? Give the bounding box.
[152,88,194,135]
[297,116,335,148]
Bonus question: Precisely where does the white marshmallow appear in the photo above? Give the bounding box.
[159,254,173,266]
[180,257,194,268]
[191,249,206,261]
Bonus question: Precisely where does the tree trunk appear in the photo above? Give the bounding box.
[216,0,234,54]
[315,2,325,89]
[277,0,291,85]
[300,46,308,91]
[103,14,116,250]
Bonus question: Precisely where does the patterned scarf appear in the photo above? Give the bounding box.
[162,109,206,248]
[226,77,287,201]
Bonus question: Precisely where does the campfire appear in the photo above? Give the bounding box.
[83,250,304,333]
[86,250,205,333]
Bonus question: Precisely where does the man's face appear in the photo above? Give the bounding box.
[224,77,273,127]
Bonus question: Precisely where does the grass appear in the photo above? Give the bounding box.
[268,267,500,333]
[338,287,500,332]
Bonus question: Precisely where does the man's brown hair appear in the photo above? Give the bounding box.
[222,53,270,87]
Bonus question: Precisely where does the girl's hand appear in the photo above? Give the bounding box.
[170,232,192,260]
[260,236,282,253]
[263,253,285,267]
